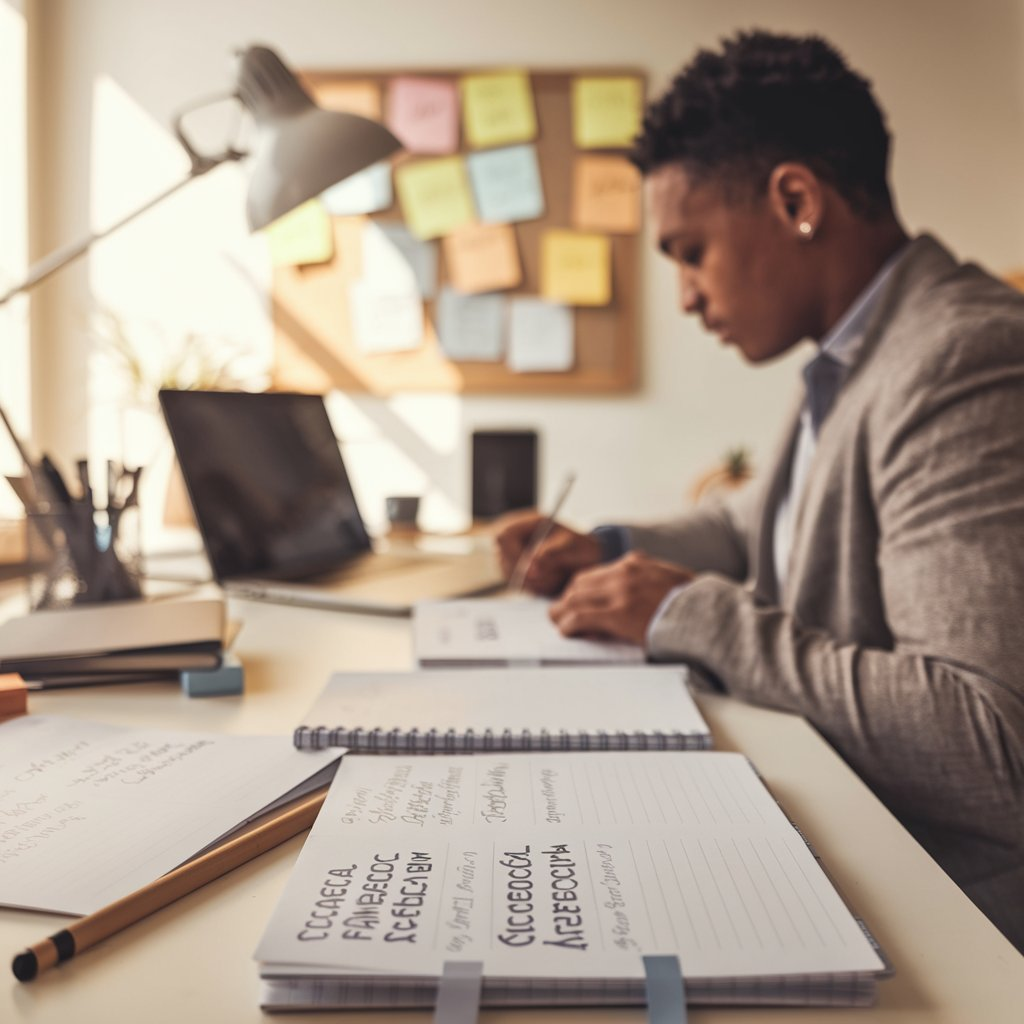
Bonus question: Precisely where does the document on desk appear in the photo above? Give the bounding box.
[255,751,888,1010]
[413,597,644,666]
[0,715,342,915]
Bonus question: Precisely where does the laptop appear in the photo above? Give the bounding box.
[158,390,504,615]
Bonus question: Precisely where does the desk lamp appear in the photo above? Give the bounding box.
[0,44,402,305]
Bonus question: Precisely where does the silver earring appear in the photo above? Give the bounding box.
[798,221,814,239]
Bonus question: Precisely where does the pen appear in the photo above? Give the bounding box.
[508,471,576,592]
[11,787,328,982]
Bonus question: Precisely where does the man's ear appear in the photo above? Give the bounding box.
[767,163,824,241]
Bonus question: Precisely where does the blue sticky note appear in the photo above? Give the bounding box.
[467,144,544,224]
[436,287,505,361]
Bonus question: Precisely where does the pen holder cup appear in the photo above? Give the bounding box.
[26,507,142,611]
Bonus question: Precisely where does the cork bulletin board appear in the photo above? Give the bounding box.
[270,68,646,395]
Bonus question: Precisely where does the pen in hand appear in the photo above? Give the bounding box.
[507,472,576,592]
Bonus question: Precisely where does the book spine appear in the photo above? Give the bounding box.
[293,726,711,753]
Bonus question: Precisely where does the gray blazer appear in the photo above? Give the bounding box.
[631,235,1024,951]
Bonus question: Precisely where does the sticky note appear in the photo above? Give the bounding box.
[573,155,642,232]
[367,221,438,299]
[507,298,574,372]
[436,287,505,361]
[386,76,460,154]
[348,279,424,354]
[467,144,544,223]
[313,79,382,119]
[461,71,537,149]
[443,223,521,294]
[572,76,643,149]
[394,156,476,240]
[541,229,612,306]
[321,161,393,216]
[264,199,334,266]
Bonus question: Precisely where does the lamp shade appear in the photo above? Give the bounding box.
[238,47,402,230]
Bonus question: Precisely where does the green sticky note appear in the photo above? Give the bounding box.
[264,199,334,266]
[461,71,537,149]
[395,156,476,240]
[572,76,643,149]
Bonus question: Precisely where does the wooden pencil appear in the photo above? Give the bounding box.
[11,787,328,982]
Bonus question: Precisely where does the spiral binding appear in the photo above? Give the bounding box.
[292,724,711,753]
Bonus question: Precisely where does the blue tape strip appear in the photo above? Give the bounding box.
[643,954,687,1024]
[433,960,483,1024]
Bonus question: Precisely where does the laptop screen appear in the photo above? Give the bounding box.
[159,390,372,582]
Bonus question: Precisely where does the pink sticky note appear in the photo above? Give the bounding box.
[386,76,460,155]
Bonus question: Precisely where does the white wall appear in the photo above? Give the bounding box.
[28,0,1024,536]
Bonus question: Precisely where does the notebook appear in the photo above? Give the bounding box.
[293,666,709,752]
[255,750,889,1010]
[159,389,503,616]
[413,597,645,666]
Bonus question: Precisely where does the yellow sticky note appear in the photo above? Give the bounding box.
[573,155,642,233]
[394,156,476,240]
[541,230,612,307]
[461,71,537,149]
[443,223,521,294]
[572,76,643,149]
[264,199,334,266]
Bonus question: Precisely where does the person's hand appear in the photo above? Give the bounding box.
[549,551,695,645]
[492,510,603,595]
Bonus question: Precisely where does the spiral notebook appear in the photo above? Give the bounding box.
[255,750,889,1010]
[293,666,710,753]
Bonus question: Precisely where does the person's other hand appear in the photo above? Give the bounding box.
[549,551,695,645]
[492,511,603,595]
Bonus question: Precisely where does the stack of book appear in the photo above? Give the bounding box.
[0,598,228,688]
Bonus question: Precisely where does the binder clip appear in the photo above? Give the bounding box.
[180,653,244,698]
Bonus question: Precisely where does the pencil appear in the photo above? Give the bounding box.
[11,787,328,982]
[508,472,577,592]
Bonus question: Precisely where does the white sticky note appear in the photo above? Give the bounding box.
[348,279,423,354]
[507,297,574,373]
[436,287,505,361]
[467,144,544,223]
[363,221,438,299]
[321,162,393,216]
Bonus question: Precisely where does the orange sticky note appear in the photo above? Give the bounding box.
[443,223,521,294]
[312,79,382,120]
[573,155,642,233]
[541,230,612,306]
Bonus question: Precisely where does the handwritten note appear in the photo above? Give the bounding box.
[394,156,476,240]
[0,715,339,915]
[461,71,537,149]
[366,221,438,299]
[573,155,642,233]
[264,199,334,266]
[443,222,521,294]
[541,229,612,306]
[507,297,574,373]
[436,287,505,361]
[386,75,460,154]
[467,144,544,223]
[348,278,424,354]
[322,161,393,217]
[572,76,643,149]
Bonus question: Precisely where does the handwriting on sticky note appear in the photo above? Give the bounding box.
[436,287,505,361]
[461,71,537,149]
[507,297,574,373]
[348,279,424,354]
[541,230,612,306]
[467,144,544,223]
[573,155,642,233]
[572,76,643,149]
[264,199,334,267]
[386,75,460,154]
[443,222,521,294]
[394,156,476,240]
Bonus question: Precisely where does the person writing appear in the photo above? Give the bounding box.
[496,30,1024,951]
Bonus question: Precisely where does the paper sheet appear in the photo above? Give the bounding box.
[507,298,574,373]
[436,288,505,361]
[0,715,340,915]
[348,278,424,354]
[541,229,612,307]
[461,71,537,149]
[395,156,476,240]
[467,144,544,223]
[573,155,642,233]
[386,76,460,155]
[321,162,393,217]
[443,223,521,294]
[572,76,644,149]
[361,220,437,300]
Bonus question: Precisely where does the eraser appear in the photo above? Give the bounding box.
[0,673,28,721]
[180,654,244,697]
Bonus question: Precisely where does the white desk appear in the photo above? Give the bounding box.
[2,597,1022,1023]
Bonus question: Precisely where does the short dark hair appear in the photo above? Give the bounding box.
[632,30,894,218]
